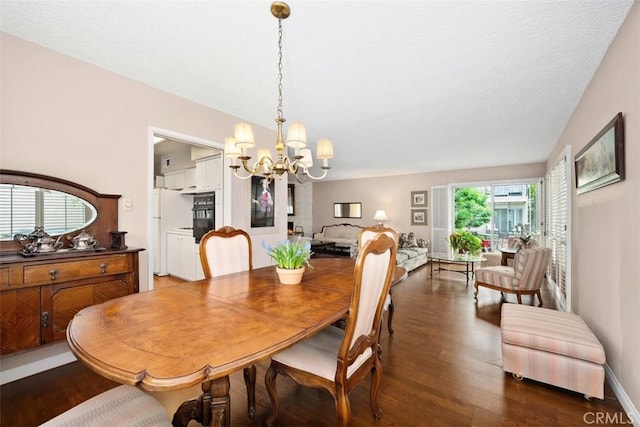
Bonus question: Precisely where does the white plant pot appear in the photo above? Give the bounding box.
[276,267,305,285]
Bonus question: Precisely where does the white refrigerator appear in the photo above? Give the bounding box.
[153,188,193,276]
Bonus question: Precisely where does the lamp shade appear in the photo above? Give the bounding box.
[286,122,307,149]
[234,123,255,148]
[373,210,388,222]
[316,138,334,159]
[298,148,314,168]
[224,137,241,158]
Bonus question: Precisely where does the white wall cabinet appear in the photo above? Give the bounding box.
[164,168,196,191]
[166,232,204,281]
[164,170,185,190]
[196,157,222,192]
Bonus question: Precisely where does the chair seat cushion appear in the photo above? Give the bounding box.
[501,304,605,364]
[272,326,372,381]
[475,266,518,288]
[40,384,171,427]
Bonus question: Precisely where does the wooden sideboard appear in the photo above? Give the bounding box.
[0,248,142,356]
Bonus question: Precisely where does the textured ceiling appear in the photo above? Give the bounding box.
[1,0,634,181]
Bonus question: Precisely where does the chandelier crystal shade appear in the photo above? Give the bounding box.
[225,1,334,183]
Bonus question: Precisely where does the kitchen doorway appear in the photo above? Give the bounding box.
[148,128,227,289]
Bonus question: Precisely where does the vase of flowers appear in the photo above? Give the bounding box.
[264,239,313,285]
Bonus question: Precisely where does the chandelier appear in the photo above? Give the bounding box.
[224,1,334,184]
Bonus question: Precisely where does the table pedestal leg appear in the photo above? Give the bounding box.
[172,376,231,427]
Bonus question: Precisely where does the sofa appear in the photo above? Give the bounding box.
[396,232,429,272]
[313,223,362,256]
[314,224,428,272]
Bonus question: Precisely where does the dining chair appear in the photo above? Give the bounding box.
[40,385,171,426]
[199,226,256,419]
[359,224,399,334]
[474,247,551,307]
[265,232,397,427]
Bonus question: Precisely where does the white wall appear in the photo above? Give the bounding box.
[545,1,639,415]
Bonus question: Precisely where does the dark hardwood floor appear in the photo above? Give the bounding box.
[1,266,628,426]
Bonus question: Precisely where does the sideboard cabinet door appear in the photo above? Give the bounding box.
[0,288,41,354]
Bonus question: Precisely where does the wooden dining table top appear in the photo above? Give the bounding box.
[67,257,406,393]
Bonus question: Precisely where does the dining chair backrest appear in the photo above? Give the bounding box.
[199,226,253,278]
[339,233,396,378]
[358,224,399,248]
[513,247,551,291]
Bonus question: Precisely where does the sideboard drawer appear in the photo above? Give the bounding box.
[22,255,131,285]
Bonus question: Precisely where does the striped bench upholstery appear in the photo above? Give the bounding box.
[39,385,171,427]
[501,304,606,399]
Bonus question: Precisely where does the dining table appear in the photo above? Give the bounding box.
[66,257,407,427]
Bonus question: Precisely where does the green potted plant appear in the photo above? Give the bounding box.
[264,239,313,285]
[447,230,482,255]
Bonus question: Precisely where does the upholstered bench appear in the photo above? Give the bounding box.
[501,304,606,399]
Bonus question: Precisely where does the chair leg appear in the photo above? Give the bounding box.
[243,365,256,419]
[473,282,479,301]
[536,290,543,307]
[387,294,395,335]
[516,293,523,304]
[369,360,383,421]
[264,363,280,427]
[335,384,351,427]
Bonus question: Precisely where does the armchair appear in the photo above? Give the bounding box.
[474,247,551,306]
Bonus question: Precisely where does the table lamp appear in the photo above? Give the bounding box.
[373,210,388,225]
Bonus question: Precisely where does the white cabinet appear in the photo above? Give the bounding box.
[164,168,196,191]
[166,232,204,281]
[164,171,185,190]
[184,168,196,189]
[196,157,222,192]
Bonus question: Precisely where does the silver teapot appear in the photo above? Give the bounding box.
[15,227,64,254]
[71,230,98,250]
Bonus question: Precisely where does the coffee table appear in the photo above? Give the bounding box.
[310,240,336,255]
[428,252,486,284]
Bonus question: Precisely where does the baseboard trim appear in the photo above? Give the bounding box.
[605,363,639,425]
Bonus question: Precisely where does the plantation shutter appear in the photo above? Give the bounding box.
[431,185,451,253]
[545,147,572,310]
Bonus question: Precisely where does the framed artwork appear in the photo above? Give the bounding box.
[287,184,295,216]
[575,112,625,195]
[411,190,428,208]
[250,176,274,228]
[411,209,427,226]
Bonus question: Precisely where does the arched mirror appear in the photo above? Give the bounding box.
[0,170,120,252]
[0,184,97,240]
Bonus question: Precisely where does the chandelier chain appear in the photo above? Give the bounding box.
[227,2,332,183]
[277,17,284,121]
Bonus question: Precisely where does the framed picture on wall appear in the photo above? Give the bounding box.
[250,176,275,228]
[411,209,428,226]
[575,112,625,195]
[411,190,428,208]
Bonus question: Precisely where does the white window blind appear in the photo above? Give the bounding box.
[544,148,572,310]
[431,185,451,254]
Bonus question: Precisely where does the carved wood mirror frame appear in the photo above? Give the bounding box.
[0,170,120,253]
